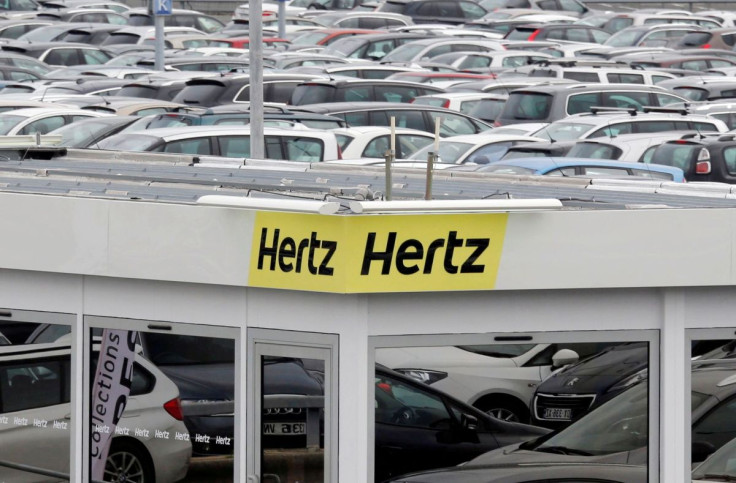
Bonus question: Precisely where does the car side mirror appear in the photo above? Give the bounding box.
[461,413,479,431]
[552,348,579,368]
[474,155,491,165]
[692,440,716,463]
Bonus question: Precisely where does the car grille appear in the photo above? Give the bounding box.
[534,393,596,421]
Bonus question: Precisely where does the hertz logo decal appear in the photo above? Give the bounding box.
[249,212,508,293]
[360,232,489,276]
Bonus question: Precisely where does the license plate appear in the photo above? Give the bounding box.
[263,422,306,435]
[543,408,572,420]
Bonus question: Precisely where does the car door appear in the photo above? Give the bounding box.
[374,372,499,482]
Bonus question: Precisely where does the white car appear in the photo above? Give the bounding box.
[406,133,544,166]
[0,108,111,136]
[411,92,508,123]
[0,341,191,482]
[96,125,341,162]
[331,126,435,159]
[375,342,614,422]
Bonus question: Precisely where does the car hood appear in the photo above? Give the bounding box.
[537,343,647,393]
[465,442,644,466]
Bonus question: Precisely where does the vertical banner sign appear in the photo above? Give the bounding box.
[90,330,137,480]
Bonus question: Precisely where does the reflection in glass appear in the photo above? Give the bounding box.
[261,356,325,483]
[0,320,71,481]
[89,329,235,482]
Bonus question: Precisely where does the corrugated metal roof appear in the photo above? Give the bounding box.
[1,147,736,210]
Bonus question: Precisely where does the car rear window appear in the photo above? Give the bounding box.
[290,84,335,105]
[605,16,634,32]
[649,142,699,174]
[173,84,226,105]
[502,92,552,121]
[679,32,712,47]
[568,142,623,160]
[101,33,140,45]
[674,87,709,102]
[506,27,537,40]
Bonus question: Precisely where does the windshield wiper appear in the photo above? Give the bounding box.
[701,475,736,481]
[536,445,592,456]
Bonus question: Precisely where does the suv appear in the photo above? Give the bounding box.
[0,341,191,482]
[647,133,736,183]
[290,101,493,136]
[376,0,488,25]
[288,78,445,105]
[494,84,688,126]
[532,107,729,142]
[504,23,610,43]
[657,76,736,102]
[500,59,676,85]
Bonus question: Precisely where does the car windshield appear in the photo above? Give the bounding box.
[605,29,645,47]
[457,344,536,358]
[0,115,24,135]
[529,382,649,456]
[648,143,697,173]
[409,141,474,164]
[381,44,426,63]
[692,434,736,480]
[97,133,160,151]
[534,122,595,141]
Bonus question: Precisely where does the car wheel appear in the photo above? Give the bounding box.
[475,397,529,423]
[104,440,155,483]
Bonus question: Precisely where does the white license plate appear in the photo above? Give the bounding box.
[543,408,572,420]
[263,422,306,435]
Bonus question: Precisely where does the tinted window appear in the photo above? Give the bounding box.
[674,87,709,101]
[567,93,600,115]
[564,72,600,82]
[589,122,633,138]
[602,91,650,110]
[291,84,335,105]
[163,137,212,155]
[724,147,736,174]
[649,143,697,172]
[503,92,552,121]
[173,84,226,105]
[0,358,68,412]
[284,136,325,162]
[431,112,479,136]
[375,374,452,429]
[680,32,712,47]
[567,142,622,160]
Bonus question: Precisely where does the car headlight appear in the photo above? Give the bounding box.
[394,369,448,385]
[607,368,648,393]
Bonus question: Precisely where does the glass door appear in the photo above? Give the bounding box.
[247,329,338,483]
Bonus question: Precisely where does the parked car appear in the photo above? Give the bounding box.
[656,76,736,102]
[291,101,493,136]
[406,133,543,165]
[0,341,192,482]
[474,157,686,181]
[531,108,729,142]
[494,84,688,126]
[331,126,434,158]
[374,364,549,482]
[95,125,341,162]
[49,115,142,148]
[125,7,224,34]
[504,23,611,43]
[411,92,508,123]
[647,133,736,183]
[1,42,113,67]
[321,32,433,61]
[603,24,703,48]
[375,0,488,26]
[675,27,736,50]
[289,78,445,105]
[379,38,503,65]
[0,108,110,136]
[602,12,722,33]
[385,462,648,482]
[376,342,616,423]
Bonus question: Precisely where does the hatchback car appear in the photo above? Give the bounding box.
[331,126,434,159]
[504,23,611,44]
[374,364,549,482]
[406,133,543,165]
[376,0,488,25]
[0,108,110,136]
[647,133,736,183]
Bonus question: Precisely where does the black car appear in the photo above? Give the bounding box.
[289,79,445,106]
[375,365,549,482]
[647,133,736,183]
[530,342,648,430]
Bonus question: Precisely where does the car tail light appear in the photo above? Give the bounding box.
[337,144,343,160]
[442,99,450,109]
[695,148,711,174]
[164,398,184,421]
[527,29,541,41]
[702,44,711,49]
[493,120,502,127]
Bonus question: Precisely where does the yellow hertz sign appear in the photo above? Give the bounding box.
[248,212,508,293]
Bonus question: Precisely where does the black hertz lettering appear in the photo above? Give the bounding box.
[361,231,489,275]
[258,228,336,276]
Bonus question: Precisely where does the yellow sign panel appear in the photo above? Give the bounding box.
[248,212,508,293]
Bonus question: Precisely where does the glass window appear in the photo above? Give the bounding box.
[674,87,709,101]
[536,122,595,141]
[397,135,433,158]
[284,137,324,162]
[566,28,591,43]
[568,142,622,160]
[564,71,600,82]
[375,374,451,428]
[459,1,486,18]
[19,116,66,135]
[656,93,684,106]
[567,93,600,115]
[504,92,552,121]
[465,141,514,164]
[163,138,212,155]
[724,147,736,174]
[681,60,708,71]
[432,112,479,136]
[218,136,250,158]
[602,91,650,110]
[589,122,633,138]
[590,29,611,43]
[382,110,425,131]
[375,85,420,103]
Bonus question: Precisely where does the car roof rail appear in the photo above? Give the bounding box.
[589,106,637,116]
[642,106,689,115]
